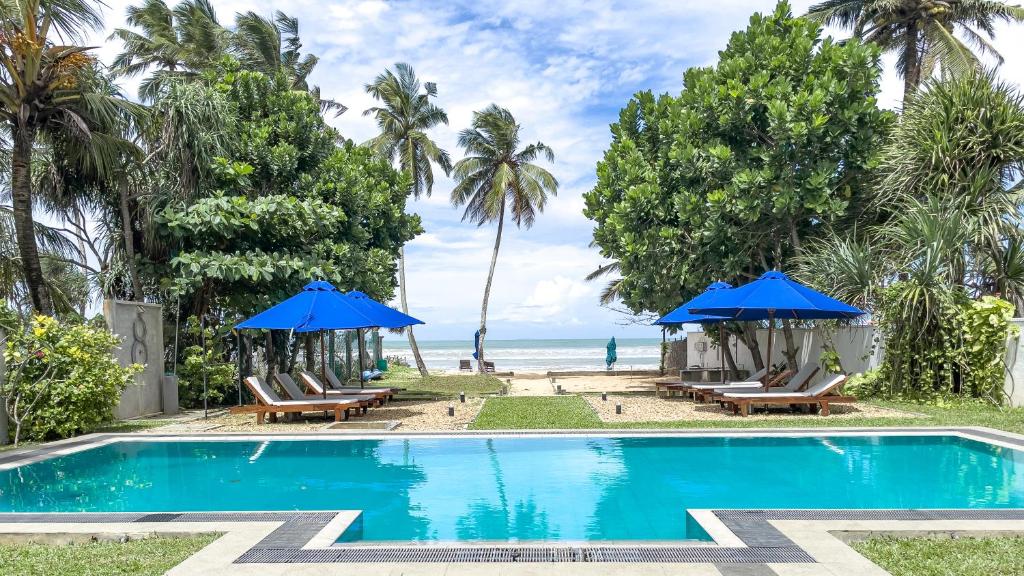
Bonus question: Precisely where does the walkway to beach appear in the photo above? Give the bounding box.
[505,373,665,396]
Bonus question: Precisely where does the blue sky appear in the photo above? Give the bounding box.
[85,0,1024,341]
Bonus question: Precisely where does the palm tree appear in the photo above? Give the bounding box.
[231,11,344,115]
[0,0,143,314]
[806,0,1024,100]
[584,259,623,305]
[450,105,558,372]
[109,0,228,101]
[364,63,452,376]
[0,205,81,314]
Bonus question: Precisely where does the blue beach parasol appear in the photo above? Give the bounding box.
[236,281,380,396]
[237,281,377,333]
[689,271,865,374]
[345,291,424,329]
[655,282,733,383]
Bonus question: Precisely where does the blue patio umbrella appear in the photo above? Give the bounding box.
[689,271,865,371]
[655,282,733,383]
[343,291,425,381]
[472,330,481,360]
[345,291,424,329]
[236,281,380,397]
[237,281,377,332]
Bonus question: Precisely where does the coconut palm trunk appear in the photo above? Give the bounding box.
[11,125,53,315]
[478,203,504,373]
[118,178,145,300]
[902,24,922,101]
[398,246,429,375]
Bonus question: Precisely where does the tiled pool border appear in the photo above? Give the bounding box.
[1,426,1024,568]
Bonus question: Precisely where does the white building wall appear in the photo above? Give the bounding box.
[685,324,881,386]
[1003,319,1024,407]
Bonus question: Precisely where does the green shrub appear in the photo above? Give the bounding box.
[176,317,237,408]
[961,296,1018,401]
[844,368,884,399]
[874,288,1016,403]
[4,315,141,443]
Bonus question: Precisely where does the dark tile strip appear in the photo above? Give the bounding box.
[715,511,796,548]
[2,509,1023,564]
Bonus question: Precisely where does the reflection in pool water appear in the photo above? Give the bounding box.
[1,435,1021,542]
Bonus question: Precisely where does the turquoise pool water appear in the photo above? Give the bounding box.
[1,435,1022,542]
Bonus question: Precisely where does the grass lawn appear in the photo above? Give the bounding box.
[852,536,1024,576]
[384,365,503,397]
[469,394,1024,433]
[472,396,602,429]
[0,534,220,576]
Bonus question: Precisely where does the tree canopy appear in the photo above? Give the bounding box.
[148,64,419,320]
[584,1,892,317]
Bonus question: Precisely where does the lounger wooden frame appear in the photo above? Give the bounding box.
[230,376,359,424]
[656,367,770,398]
[690,370,793,403]
[701,366,817,404]
[275,373,374,413]
[723,375,854,417]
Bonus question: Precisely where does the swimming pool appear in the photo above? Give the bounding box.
[1,434,1022,543]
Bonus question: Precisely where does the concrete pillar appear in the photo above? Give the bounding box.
[104,300,166,419]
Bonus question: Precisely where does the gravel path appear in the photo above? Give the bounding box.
[584,394,921,423]
[145,398,485,433]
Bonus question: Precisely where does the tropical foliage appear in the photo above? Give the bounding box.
[587,2,1024,401]
[2,314,140,445]
[451,104,557,372]
[0,0,431,424]
[796,70,1024,400]
[806,0,1024,99]
[0,0,143,316]
[584,1,892,368]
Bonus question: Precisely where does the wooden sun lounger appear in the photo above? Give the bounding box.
[459,359,472,371]
[325,369,404,394]
[721,374,854,417]
[691,370,792,402]
[701,366,815,404]
[299,371,393,404]
[657,367,770,398]
[230,376,360,424]
[275,373,375,414]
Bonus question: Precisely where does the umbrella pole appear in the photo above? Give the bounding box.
[320,330,328,400]
[236,329,243,406]
[765,310,775,390]
[357,328,365,389]
[719,323,725,384]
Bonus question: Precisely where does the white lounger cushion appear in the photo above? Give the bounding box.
[247,376,353,407]
[721,374,845,400]
[681,366,767,386]
[713,364,820,394]
[688,380,763,390]
[299,372,390,395]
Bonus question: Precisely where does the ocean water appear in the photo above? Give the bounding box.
[380,338,662,372]
[2,436,1021,543]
